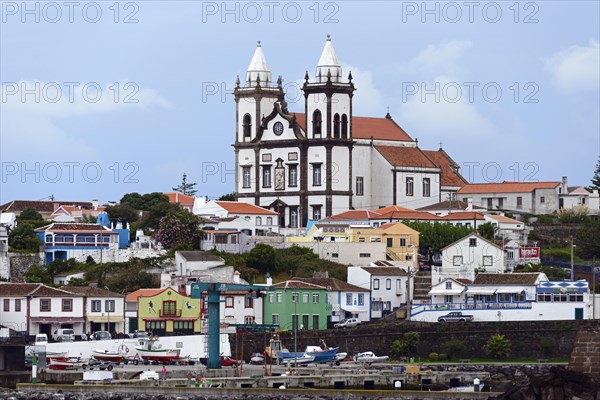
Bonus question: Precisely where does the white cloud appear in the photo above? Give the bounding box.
[342,64,384,116]
[396,40,473,77]
[545,39,600,94]
[398,75,497,139]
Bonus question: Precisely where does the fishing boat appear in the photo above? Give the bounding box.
[134,337,181,362]
[48,357,87,370]
[92,346,128,363]
[353,351,389,363]
[283,354,315,366]
[278,346,339,363]
[250,352,265,364]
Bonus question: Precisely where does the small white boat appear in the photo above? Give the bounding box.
[353,351,389,363]
[335,352,348,362]
[48,357,87,370]
[250,352,265,364]
[284,354,315,366]
[134,337,181,362]
[92,347,126,363]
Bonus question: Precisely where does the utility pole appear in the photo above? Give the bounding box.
[570,236,575,281]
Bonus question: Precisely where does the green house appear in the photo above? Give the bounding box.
[264,280,331,331]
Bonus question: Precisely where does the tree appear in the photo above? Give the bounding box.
[24,264,52,284]
[390,332,420,359]
[576,220,600,259]
[246,243,277,275]
[590,156,600,190]
[18,208,43,221]
[486,334,511,359]
[477,222,497,240]
[172,173,198,196]
[403,221,473,254]
[218,192,236,201]
[8,223,41,251]
[105,204,140,226]
[140,202,182,230]
[155,210,202,250]
[441,338,468,360]
[120,192,169,211]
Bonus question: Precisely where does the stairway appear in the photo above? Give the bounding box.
[413,270,432,301]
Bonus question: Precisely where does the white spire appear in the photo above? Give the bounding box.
[316,34,342,83]
[246,41,272,86]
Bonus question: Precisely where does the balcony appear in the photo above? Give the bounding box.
[159,309,182,317]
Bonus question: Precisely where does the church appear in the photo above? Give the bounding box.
[234,36,467,228]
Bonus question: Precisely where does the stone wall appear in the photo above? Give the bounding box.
[528,223,583,248]
[8,253,42,282]
[568,320,600,379]
[231,320,588,361]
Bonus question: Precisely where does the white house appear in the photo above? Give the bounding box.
[347,266,409,319]
[291,276,371,324]
[484,214,527,243]
[558,176,599,215]
[194,200,279,235]
[174,251,224,275]
[63,286,125,336]
[417,199,486,216]
[434,233,505,283]
[0,283,85,337]
[413,273,591,322]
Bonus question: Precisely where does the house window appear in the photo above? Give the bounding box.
[356,177,364,196]
[517,196,523,209]
[266,217,273,225]
[500,293,513,302]
[445,281,452,289]
[370,237,381,243]
[272,314,279,325]
[302,293,309,303]
[423,178,430,197]
[445,295,453,303]
[292,292,299,303]
[290,208,298,228]
[268,293,274,303]
[312,164,322,186]
[288,165,298,187]
[346,293,352,305]
[3,299,9,312]
[245,296,253,308]
[313,206,321,221]
[331,253,339,258]
[359,253,371,258]
[313,315,320,329]
[276,293,282,303]
[373,278,380,290]
[498,198,504,208]
[244,316,255,324]
[341,114,348,138]
[312,293,319,303]
[256,216,262,226]
[453,256,463,266]
[242,167,251,188]
[333,113,340,138]
[507,251,514,260]
[230,235,237,244]
[540,196,545,203]
[262,166,272,188]
[487,198,493,208]
[215,235,228,244]
[358,293,364,305]
[469,238,477,247]
[225,296,234,308]
[400,238,406,247]
[40,299,51,312]
[514,292,525,302]
[162,300,176,316]
[91,300,101,312]
[483,256,493,266]
[15,299,21,312]
[242,114,252,138]
[312,109,322,138]
[62,299,73,312]
[386,279,391,290]
[406,177,414,196]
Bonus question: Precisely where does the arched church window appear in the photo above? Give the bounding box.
[333,113,340,138]
[341,114,348,138]
[312,110,322,138]
[243,114,252,138]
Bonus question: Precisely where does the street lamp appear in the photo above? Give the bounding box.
[570,237,576,281]
[293,290,298,368]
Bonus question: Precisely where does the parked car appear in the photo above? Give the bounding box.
[52,328,75,342]
[92,331,112,340]
[334,318,361,328]
[220,356,240,367]
[34,333,48,345]
[437,312,474,323]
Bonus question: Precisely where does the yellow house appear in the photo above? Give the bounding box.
[137,287,202,336]
[351,222,419,262]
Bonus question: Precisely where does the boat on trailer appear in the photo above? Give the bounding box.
[134,337,181,362]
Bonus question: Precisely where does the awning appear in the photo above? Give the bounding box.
[466,288,497,295]
[88,316,124,323]
[428,289,464,295]
[495,288,523,294]
[341,306,368,313]
[30,317,85,323]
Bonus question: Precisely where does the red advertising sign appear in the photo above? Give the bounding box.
[519,247,540,259]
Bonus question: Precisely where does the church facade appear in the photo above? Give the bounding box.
[234,37,467,228]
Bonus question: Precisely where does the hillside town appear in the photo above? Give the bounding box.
[1,38,599,343]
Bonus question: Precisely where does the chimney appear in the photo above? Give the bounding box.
[561,176,568,194]
[466,198,473,211]
[266,274,272,286]
[53,202,60,212]
[92,199,99,210]
[233,271,240,284]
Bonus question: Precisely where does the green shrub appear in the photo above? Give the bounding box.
[437,353,447,361]
[539,337,555,357]
[486,334,511,359]
[441,338,468,360]
[428,352,439,361]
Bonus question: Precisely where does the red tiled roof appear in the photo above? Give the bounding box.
[293,114,414,142]
[422,150,468,187]
[273,280,327,290]
[473,273,541,285]
[441,212,485,221]
[292,277,369,292]
[372,210,443,221]
[375,146,436,168]
[215,201,278,215]
[458,181,560,194]
[164,192,196,204]
[372,205,414,214]
[0,283,76,297]
[35,223,117,234]
[361,267,408,276]
[417,200,485,212]
[63,286,123,297]
[324,210,382,221]
[125,288,169,302]
[0,200,94,213]
[486,214,522,224]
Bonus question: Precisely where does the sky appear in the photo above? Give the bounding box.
[1,1,599,205]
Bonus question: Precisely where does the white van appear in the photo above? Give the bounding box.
[52,328,75,342]
[35,333,48,345]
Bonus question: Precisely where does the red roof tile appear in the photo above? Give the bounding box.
[64,286,123,297]
[422,150,468,187]
[293,114,414,142]
[372,205,414,214]
[417,200,485,212]
[125,288,169,302]
[324,210,382,221]
[458,181,560,194]
[0,200,94,213]
[375,146,436,168]
[292,277,369,292]
[0,283,76,297]
[215,201,278,215]
[361,267,408,276]
[164,192,196,204]
[486,214,522,224]
[441,212,485,221]
[371,210,443,221]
